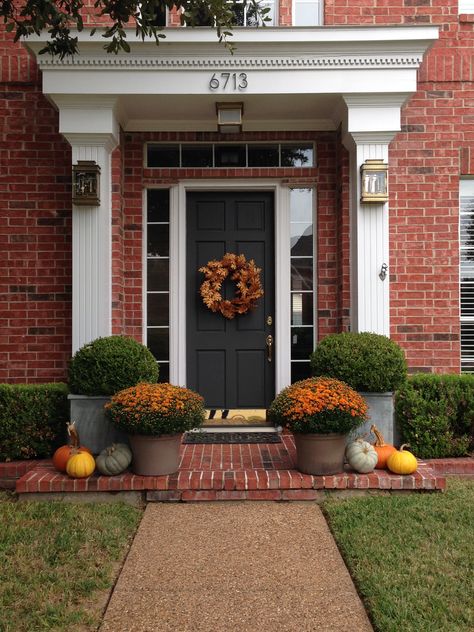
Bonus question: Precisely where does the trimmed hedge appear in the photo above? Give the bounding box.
[0,383,69,461]
[68,336,159,396]
[310,332,407,393]
[396,374,474,458]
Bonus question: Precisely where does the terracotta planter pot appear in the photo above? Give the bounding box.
[293,433,347,475]
[129,434,182,476]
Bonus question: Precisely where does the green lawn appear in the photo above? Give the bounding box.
[323,479,474,632]
[0,493,142,632]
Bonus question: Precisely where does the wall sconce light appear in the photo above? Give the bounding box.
[360,159,388,203]
[216,102,243,134]
[72,160,101,206]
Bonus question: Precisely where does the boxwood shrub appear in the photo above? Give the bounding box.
[0,383,69,461]
[68,336,159,396]
[396,374,474,458]
[310,332,407,392]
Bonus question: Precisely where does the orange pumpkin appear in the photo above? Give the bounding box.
[371,424,396,469]
[52,421,91,472]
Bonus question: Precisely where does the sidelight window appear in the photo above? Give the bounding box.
[146,189,170,382]
[460,179,474,372]
[290,188,315,382]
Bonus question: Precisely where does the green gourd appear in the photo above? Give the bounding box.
[96,443,132,476]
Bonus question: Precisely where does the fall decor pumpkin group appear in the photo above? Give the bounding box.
[199,253,264,319]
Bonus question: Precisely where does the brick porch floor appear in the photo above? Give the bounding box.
[15,435,446,500]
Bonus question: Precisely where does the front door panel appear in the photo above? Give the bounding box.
[186,191,275,409]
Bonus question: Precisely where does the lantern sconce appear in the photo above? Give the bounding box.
[216,102,244,134]
[72,160,101,206]
[360,159,388,204]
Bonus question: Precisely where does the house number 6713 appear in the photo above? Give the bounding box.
[209,72,248,91]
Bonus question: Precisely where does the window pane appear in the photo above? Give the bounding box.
[291,223,313,256]
[290,188,313,222]
[158,362,170,383]
[147,145,180,168]
[147,259,169,292]
[147,189,169,223]
[248,144,279,167]
[291,327,314,360]
[147,293,169,326]
[291,292,313,326]
[291,258,313,290]
[182,145,213,168]
[147,328,170,361]
[152,5,166,26]
[215,145,246,167]
[294,2,320,26]
[147,225,169,257]
[291,362,311,383]
[281,144,314,167]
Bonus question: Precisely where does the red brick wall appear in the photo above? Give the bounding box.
[326,0,467,373]
[1,30,73,383]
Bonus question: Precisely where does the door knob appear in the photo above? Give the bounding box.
[266,334,273,363]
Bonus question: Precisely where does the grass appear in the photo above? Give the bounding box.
[0,492,142,632]
[322,479,474,632]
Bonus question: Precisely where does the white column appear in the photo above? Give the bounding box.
[343,95,406,336]
[59,100,119,352]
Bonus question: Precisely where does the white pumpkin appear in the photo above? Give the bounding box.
[345,439,378,473]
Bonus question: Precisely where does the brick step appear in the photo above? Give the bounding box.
[14,436,446,500]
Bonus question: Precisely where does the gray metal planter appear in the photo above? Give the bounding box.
[351,392,399,446]
[68,394,129,455]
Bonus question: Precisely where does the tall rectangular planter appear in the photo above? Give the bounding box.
[353,392,399,446]
[69,394,129,455]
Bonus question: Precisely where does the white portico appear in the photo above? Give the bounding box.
[26,25,437,392]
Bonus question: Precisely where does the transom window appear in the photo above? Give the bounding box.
[147,143,314,168]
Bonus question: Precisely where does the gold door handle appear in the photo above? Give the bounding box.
[266,335,273,363]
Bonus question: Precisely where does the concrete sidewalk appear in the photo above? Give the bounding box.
[100,502,373,632]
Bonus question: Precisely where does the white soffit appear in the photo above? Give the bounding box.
[25,26,438,131]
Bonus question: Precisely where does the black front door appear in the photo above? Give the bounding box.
[186,191,275,409]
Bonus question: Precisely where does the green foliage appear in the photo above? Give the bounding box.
[323,479,474,632]
[0,495,141,631]
[310,332,408,392]
[68,335,159,396]
[0,383,69,461]
[396,374,474,458]
[0,0,270,58]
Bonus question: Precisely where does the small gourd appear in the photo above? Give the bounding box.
[386,444,417,475]
[52,422,91,472]
[66,450,96,479]
[96,443,132,476]
[345,439,378,473]
[371,424,397,469]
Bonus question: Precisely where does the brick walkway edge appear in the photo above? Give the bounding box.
[10,435,451,500]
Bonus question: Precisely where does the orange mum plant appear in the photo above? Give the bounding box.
[268,377,368,435]
[105,383,205,435]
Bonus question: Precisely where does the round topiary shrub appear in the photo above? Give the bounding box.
[68,336,159,396]
[310,332,407,393]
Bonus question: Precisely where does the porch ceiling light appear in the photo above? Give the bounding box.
[216,102,243,134]
[72,160,101,206]
[360,159,388,204]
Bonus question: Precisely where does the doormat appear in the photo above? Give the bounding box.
[183,432,282,444]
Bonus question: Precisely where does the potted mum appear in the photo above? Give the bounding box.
[105,383,205,476]
[68,336,159,454]
[268,377,368,475]
[310,332,407,445]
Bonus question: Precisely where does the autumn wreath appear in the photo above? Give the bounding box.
[199,253,264,319]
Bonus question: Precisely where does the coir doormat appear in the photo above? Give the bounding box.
[183,432,282,444]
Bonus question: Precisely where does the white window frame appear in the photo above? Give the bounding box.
[292,0,323,26]
[459,0,474,13]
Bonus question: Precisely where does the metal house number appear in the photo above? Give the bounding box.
[209,72,248,91]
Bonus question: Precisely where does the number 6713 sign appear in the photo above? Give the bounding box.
[209,72,248,91]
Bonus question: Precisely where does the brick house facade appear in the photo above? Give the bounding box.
[1,1,472,399]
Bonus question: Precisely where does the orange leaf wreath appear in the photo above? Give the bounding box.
[199,253,264,319]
